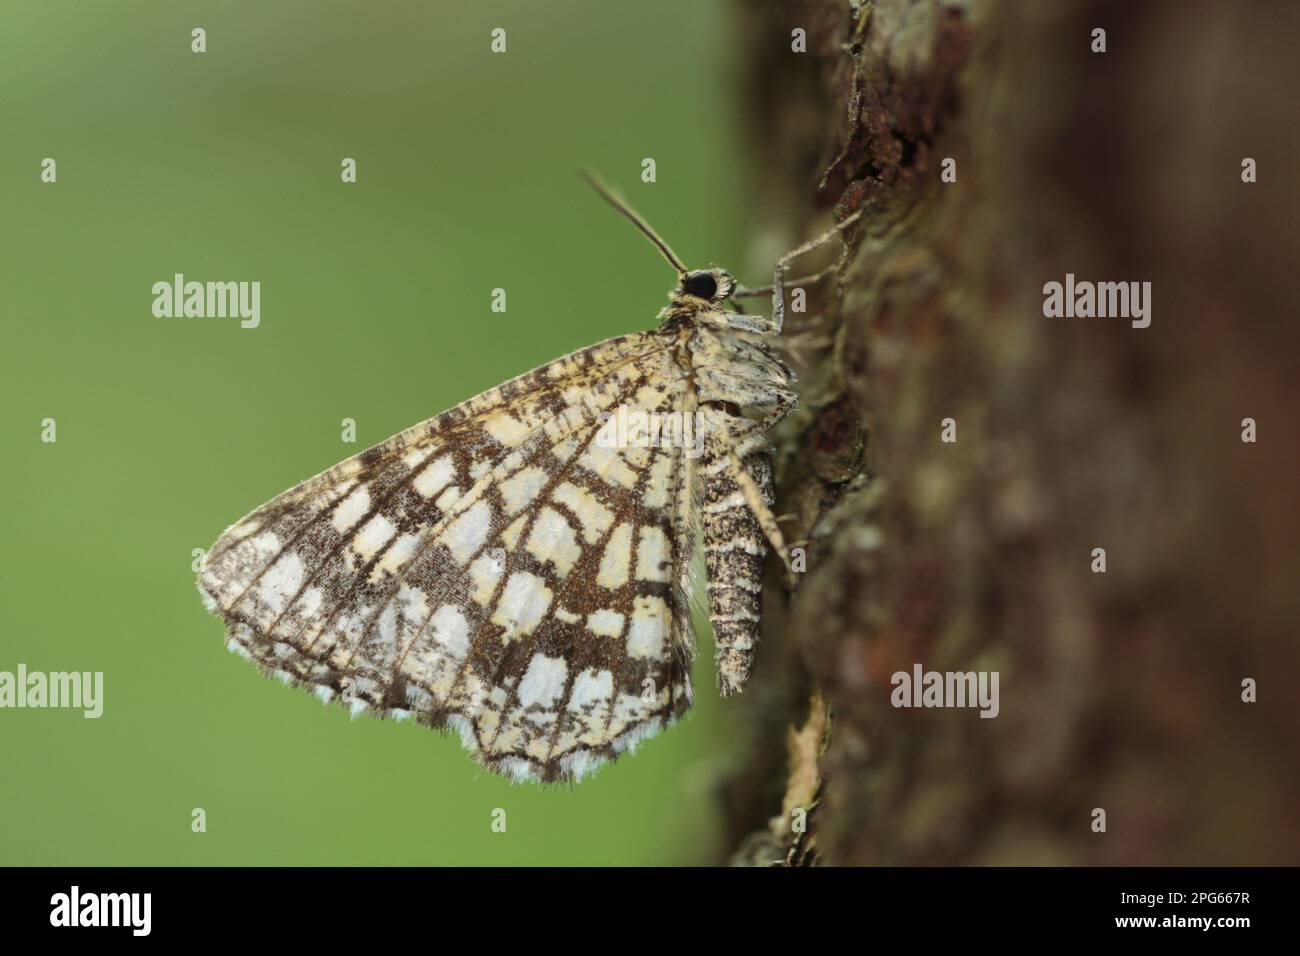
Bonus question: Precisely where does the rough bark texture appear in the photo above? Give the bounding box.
[725,0,1300,866]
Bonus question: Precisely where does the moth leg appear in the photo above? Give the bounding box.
[770,209,865,334]
[724,450,795,583]
[732,208,865,334]
[715,311,779,335]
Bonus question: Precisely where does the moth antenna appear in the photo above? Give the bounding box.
[580,170,688,276]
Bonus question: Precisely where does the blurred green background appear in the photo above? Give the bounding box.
[0,0,751,865]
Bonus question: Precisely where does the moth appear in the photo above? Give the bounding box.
[198,176,860,783]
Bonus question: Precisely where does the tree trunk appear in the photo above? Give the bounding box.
[725,0,1300,866]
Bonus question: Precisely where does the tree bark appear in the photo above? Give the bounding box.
[726,0,1300,866]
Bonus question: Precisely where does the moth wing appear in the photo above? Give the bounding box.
[429,392,698,783]
[199,330,696,782]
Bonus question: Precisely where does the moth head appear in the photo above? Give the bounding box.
[678,268,735,304]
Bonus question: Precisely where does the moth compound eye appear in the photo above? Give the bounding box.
[682,272,718,300]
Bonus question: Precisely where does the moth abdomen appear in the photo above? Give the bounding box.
[700,447,772,696]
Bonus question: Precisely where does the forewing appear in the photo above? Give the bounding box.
[433,405,697,783]
[199,330,694,782]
